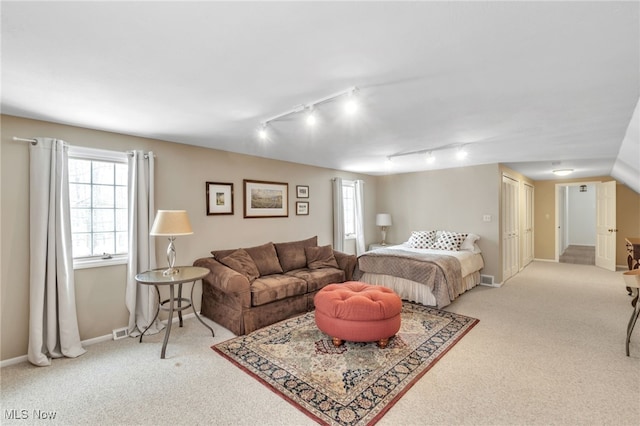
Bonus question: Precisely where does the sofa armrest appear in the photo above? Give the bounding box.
[193,257,251,308]
[333,250,357,281]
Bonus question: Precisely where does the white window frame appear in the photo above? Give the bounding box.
[68,146,129,270]
[342,180,357,240]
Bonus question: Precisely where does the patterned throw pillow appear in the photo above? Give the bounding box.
[432,231,468,251]
[407,230,437,249]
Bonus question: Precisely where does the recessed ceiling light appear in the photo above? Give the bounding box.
[553,169,574,176]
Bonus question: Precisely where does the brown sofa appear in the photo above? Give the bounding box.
[193,236,356,335]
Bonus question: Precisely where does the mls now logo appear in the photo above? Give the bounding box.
[5,409,57,420]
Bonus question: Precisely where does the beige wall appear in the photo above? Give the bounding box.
[534,176,640,265]
[1,115,377,361]
[376,164,502,281]
[4,114,638,362]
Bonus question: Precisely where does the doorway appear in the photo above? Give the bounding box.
[555,183,597,265]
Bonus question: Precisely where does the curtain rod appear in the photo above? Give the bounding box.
[13,136,38,145]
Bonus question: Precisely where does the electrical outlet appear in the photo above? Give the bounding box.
[482,215,491,222]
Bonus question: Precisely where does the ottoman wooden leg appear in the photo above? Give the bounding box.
[332,337,343,347]
[378,337,391,349]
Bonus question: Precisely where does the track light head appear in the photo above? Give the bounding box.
[456,146,468,160]
[306,109,316,126]
[426,152,435,164]
[258,123,268,140]
[344,88,358,115]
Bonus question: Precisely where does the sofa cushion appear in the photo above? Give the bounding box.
[217,249,260,282]
[305,245,339,270]
[250,274,307,306]
[286,268,346,293]
[244,242,284,276]
[274,236,318,272]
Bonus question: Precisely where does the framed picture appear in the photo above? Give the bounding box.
[296,201,309,216]
[243,179,288,218]
[296,185,309,198]
[206,182,234,215]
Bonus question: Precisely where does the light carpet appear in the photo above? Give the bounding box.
[213,302,478,426]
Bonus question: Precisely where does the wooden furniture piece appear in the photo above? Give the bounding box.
[625,237,640,270]
[135,266,214,359]
[623,269,640,356]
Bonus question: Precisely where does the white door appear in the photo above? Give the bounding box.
[502,176,520,281]
[595,181,616,271]
[522,183,534,267]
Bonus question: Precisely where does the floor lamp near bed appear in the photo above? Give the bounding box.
[376,213,392,246]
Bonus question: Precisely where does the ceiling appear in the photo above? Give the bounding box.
[2,1,639,188]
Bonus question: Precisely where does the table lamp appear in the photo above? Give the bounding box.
[376,213,392,245]
[150,210,193,276]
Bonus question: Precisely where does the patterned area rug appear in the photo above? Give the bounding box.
[213,302,478,425]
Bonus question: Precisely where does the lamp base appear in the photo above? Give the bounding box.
[162,267,180,276]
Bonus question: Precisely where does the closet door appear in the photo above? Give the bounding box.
[522,183,534,267]
[595,181,616,271]
[502,175,520,281]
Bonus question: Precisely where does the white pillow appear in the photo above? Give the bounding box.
[407,230,437,249]
[432,231,468,251]
[460,233,480,252]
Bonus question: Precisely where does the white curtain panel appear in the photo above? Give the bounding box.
[28,138,86,366]
[125,151,163,336]
[354,180,366,255]
[332,177,345,252]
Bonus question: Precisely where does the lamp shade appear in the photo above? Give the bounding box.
[376,213,392,227]
[150,210,193,236]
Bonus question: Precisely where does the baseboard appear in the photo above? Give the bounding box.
[1,312,200,368]
[534,258,557,263]
[479,282,503,288]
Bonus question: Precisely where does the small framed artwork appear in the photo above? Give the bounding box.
[296,201,309,216]
[296,185,309,198]
[206,182,234,215]
[243,179,289,218]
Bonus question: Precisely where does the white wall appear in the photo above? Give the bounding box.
[567,184,596,246]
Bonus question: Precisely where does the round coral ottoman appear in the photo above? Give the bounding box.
[314,281,402,348]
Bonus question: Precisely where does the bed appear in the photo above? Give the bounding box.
[355,231,484,308]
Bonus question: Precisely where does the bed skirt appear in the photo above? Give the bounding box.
[359,271,481,307]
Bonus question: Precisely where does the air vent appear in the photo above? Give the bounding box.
[112,327,129,340]
[480,275,495,285]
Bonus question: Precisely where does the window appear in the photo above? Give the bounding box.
[68,146,129,269]
[342,180,356,239]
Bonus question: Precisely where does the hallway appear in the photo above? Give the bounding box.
[559,244,595,265]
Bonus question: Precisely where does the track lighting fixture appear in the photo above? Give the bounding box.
[388,143,470,163]
[306,108,317,126]
[456,146,468,160]
[425,152,435,164]
[344,88,358,114]
[257,86,359,137]
[258,124,268,140]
